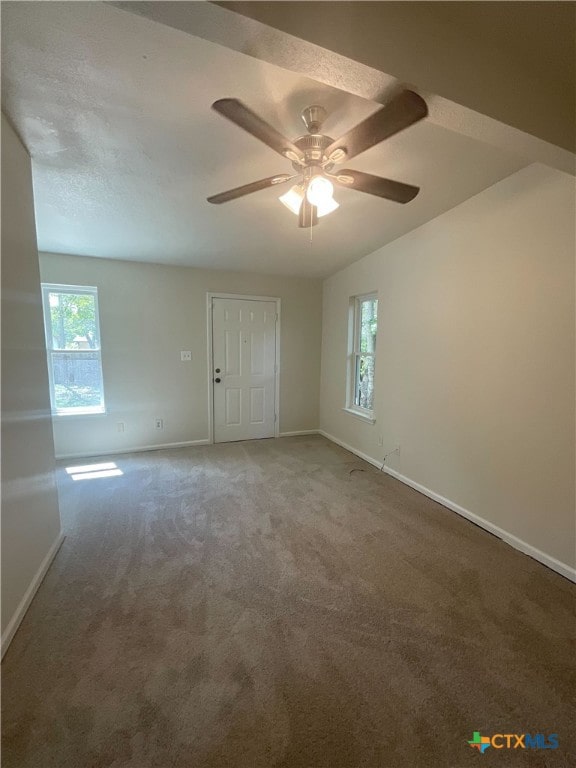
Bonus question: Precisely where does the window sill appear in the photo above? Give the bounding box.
[342,407,376,425]
[53,408,107,419]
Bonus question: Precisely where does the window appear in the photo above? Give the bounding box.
[41,284,105,416]
[347,294,378,419]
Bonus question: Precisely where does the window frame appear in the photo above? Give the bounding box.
[345,292,378,423]
[41,283,106,417]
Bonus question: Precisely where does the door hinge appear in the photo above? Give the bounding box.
[274,413,277,422]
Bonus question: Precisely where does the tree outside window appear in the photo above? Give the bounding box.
[42,285,105,415]
[350,295,378,414]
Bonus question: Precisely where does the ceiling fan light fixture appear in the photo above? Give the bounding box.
[209,92,428,224]
[306,175,334,207]
[279,185,304,215]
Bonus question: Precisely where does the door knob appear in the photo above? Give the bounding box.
[215,368,221,373]
[214,377,221,383]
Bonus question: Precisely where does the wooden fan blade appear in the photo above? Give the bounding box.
[325,91,427,161]
[213,99,305,162]
[335,169,420,204]
[207,174,293,204]
[298,197,318,228]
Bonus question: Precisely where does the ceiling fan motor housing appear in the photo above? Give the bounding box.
[291,133,335,171]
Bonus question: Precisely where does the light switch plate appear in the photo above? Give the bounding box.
[181,351,192,361]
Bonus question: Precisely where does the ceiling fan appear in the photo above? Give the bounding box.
[207,90,428,228]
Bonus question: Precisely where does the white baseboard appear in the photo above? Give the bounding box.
[382,465,576,583]
[58,434,323,459]
[1,531,65,658]
[319,430,576,583]
[279,430,320,437]
[56,438,211,461]
[319,430,383,469]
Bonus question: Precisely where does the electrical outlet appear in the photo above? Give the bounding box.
[117,422,125,433]
[155,419,164,429]
[180,351,192,362]
[378,435,383,447]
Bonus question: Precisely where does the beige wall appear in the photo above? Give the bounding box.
[39,254,322,457]
[1,115,62,650]
[320,164,575,572]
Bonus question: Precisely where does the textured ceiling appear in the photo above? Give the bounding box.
[1,2,528,278]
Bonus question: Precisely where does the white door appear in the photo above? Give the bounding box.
[212,297,277,443]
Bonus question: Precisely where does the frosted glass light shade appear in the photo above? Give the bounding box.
[317,197,339,217]
[279,185,304,215]
[279,181,339,218]
[306,176,334,207]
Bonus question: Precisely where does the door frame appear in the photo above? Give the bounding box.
[206,292,281,444]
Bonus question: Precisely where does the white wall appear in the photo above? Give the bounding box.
[320,164,575,573]
[1,115,63,652]
[39,253,322,458]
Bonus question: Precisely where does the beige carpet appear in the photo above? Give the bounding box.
[2,436,574,767]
